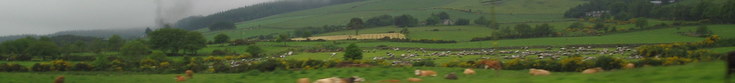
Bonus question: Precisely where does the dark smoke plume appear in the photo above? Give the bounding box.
[156,0,192,28]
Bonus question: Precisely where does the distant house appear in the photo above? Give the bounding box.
[651,0,676,5]
[442,19,454,25]
[585,10,609,17]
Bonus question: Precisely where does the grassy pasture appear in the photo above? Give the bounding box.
[0,61,725,83]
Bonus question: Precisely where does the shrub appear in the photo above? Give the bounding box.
[559,57,590,72]
[59,55,96,61]
[139,58,159,72]
[0,63,7,71]
[636,58,663,66]
[29,63,46,72]
[503,58,529,70]
[50,60,72,71]
[687,49,719,61]
[211,62,229,73]
[413,60,436,67]
[72,62,94,71]
[663,56,694,66]
[531,59,561,71]
[592,56,624,70]
[4,63,28,72]
[111,59,127,71]
[149,51,170,62]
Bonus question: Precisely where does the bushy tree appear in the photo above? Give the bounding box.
[107,35,124,51]
[214,34,230,44]
[394,15,418,27]
[437,12,450,20]
[635,18,648,29]
[365,15,394,27]
[533,23,555,37]
[148,27,206,56]
[455,18,470,25]
[120,40,150,60]
[343,43,362,60]
[26,40,60,60]
[399,28,410,34]
[695,25,713,37]
[247,46,264,57]
[425,16,441,25]
[348,18,364,35]
[475,16,489,25]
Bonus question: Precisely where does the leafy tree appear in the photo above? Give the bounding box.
[148,27,205,56]
[514,24,533,37]
[182,32,206,55]
[721,0,735,23]
[425,16,441,25]
[365,15,394,27]
[275,33,290,45]
[107,35,124,51]
[246,46,264,57]
[533,23,555,37]
[437,12,450,20]
[119,40,150,60]
[400,28,410,34]
[27,40,60,60]
[209,21,236,31]
[343,43,362,60]
[348,18,364,35]
[474,16,489,25]
[455,18,470,25]
[214,34,230,44]
[394,15,418,27]
[148,51,170,62]
[695,25,713,37]
[635,18,648,29]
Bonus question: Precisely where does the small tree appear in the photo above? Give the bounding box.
[695,25,713,37]
[475,16,489,25]
[437,12,450,20]
[276,33,290,46]
[455,18,470,25]
[120,40,150,60]
[343,43,363,60]
[400,28,410,34]
[635,18,648,29]
[214,34,230,44]
[425,16,441,25]
[247,46,264,57]
[348,18,364,35]
[108,35,124,51]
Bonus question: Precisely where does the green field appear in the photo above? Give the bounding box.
[0,61,725,83]
[197,0,588,40]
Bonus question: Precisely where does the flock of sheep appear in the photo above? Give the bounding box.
[293,59,636,83]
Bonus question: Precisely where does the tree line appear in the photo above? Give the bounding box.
[564,0,735,23]
[174,0,363,30]
[471,23,556,41]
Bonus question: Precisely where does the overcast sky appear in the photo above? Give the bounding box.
[0,0,273,36]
